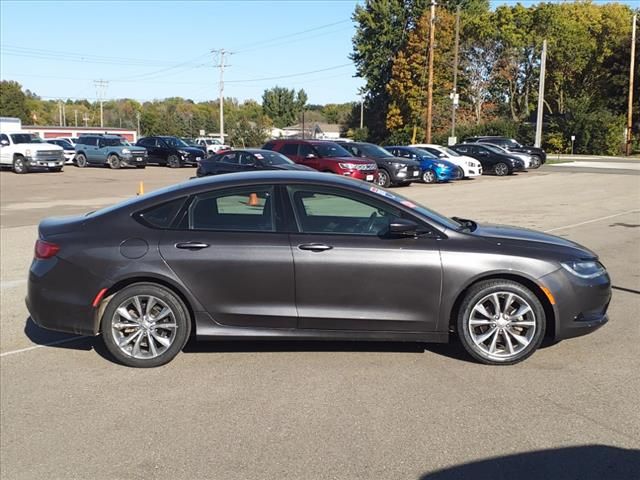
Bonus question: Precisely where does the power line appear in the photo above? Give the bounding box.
[226,63,354,84]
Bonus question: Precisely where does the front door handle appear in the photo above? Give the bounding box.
[298,243,333,252]
[176,242,210,250]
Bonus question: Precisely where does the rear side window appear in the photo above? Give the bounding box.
[187,186,275,232]
[135,197,187,229]
[262,141,275,150]
[280,143,299,156]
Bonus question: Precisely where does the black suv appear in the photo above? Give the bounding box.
[463,136,546,168]
[451,143,525,176]
[74,134,147,169]
[335,141,421,188]
[136,136,205,167]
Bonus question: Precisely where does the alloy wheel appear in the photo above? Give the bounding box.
[13,157,26,174]
[495,163,508,176]
[467,292,536,360]
[376,170,390,188]
[422,170,436,184]
[110,295,178,360]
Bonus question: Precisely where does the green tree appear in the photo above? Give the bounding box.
[0,80,29,122]
[262,86,307,128]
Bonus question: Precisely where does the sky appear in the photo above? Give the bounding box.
[1,0,638,106]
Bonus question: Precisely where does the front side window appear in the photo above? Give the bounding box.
[281,143,299,156]
[238,152,256,165]
[287,186,401,236]
[188,186,275,232]
[313,143,351,158]
[298,144,315,158]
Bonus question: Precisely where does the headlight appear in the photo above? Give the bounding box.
[339,163,357,170]
[178,150,189,156]
[436,162,446,168]
[121,148,131,154]
[467,161,475,166]
[561,260,606,279]
[25,149,31,156]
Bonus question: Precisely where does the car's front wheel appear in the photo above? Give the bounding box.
[494,162,509,176]
[529,155,542,169]
[108,154,121,169]
[13,156,28,174]
[376,169,391,188]
[457,279,546,365]
[75,153,88,168]
[167,155,181,168]
[422,169,436,184]
[101,283,191,368]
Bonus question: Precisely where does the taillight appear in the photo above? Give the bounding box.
[34,239,60,259]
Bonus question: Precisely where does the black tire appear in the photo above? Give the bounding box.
[12,156,28,174]
[108,154,121,169]
[421,169,437,184]
[101,283,191,368]
[494,162,509,176]
[376,169,391,188]
[136,165,146,169]
[75,153,88,168]
[457,279,546,365]
[529,155,542,169]
[167,155,181,168]
[456,166,465,179]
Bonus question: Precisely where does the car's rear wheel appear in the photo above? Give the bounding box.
[457,279,546,365]
[75,153,87,168]
[376,169,391,188]
[167,155,181,168]
[108,154,121,169]
[13,156,28,174]
[494,162,509,176]
[101,283,191,368]
[422,169,436,184]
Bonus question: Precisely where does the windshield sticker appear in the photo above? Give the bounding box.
[401,200,417,209]
[369,186,396,199]
[254,153,264,159]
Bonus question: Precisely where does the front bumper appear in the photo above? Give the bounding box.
[392,165,421,183]
[435,166,461,181]
[121,153,147,167]
[343,169,378,182]
[181,154,204,166]
[25,157,65,170]
[538,268,612,340]
[463,165,482,177]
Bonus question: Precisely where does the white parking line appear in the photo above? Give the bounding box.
[0,336,86,358]
[544,210,640,233]
[1,279,27,289]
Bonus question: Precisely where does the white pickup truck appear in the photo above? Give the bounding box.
[195,137,230,155]
[0,117,65,173]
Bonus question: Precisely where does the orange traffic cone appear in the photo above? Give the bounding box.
[248,193,259,206]
[137,181,144,196]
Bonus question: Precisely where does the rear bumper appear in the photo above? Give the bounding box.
[538,268,612,341]
[26,258,105,336]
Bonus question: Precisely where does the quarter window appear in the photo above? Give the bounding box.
[188,186,275,232]
[281,143,299,156]
[287,186,401,236]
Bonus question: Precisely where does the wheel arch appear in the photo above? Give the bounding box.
[96,275,198,336]
[446,272,556,339]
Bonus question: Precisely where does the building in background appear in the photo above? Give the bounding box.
[24,126,137,142]
[270,122,342,140]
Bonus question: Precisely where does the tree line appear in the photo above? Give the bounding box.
[0,80,361,147]
[352,0,638,154]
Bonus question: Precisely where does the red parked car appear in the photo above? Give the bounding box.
[262,139,378,182]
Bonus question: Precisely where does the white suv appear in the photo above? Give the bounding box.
[411,144,483,178]
[195,137,230,155]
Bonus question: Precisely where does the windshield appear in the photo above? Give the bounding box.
[205,139,221,145]
[507,138,523,148]
[443,147,461,157]
[358,183,462,231]
[163,137,189,148]
[254,151,293,166]
[354,143,393,158]
[314,143,351,158]
[10,134,43,144]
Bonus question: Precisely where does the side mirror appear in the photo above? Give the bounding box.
[0,139,9,146]
[388,219,419,237]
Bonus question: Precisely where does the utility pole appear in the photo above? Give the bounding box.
[212,49,232,144]
[83,113,89,127]
[62,103,66,126]
[74,109,78,127]
[136,111,141,139]
[534,39,547,148]
[424,1,437,143]
[626,14,637,156]
[94,79,109,128]
[58,101,63,126]
[450,4,461,144]
[360,95,364,129]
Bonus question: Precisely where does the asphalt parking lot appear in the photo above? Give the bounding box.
[1,164,639,479]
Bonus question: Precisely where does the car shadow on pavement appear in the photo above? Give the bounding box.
[24,317,95,352]
[418,445,640,480]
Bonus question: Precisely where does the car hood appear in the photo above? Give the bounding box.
[25,144,63,152]
[471,223,596,257]
[272,163,315,171]
[328,156,376,165]
[127,146,146,152]
[180,147,206,155]
[375,156,421,167]
[448,155,479,166]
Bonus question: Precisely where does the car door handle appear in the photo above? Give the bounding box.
[175,242,210,250]
[298,243,333,252]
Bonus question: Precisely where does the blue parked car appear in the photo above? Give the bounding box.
[385,146,462,183]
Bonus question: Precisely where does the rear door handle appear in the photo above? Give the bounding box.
[175,242,210,250]
[298,243,333,252]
